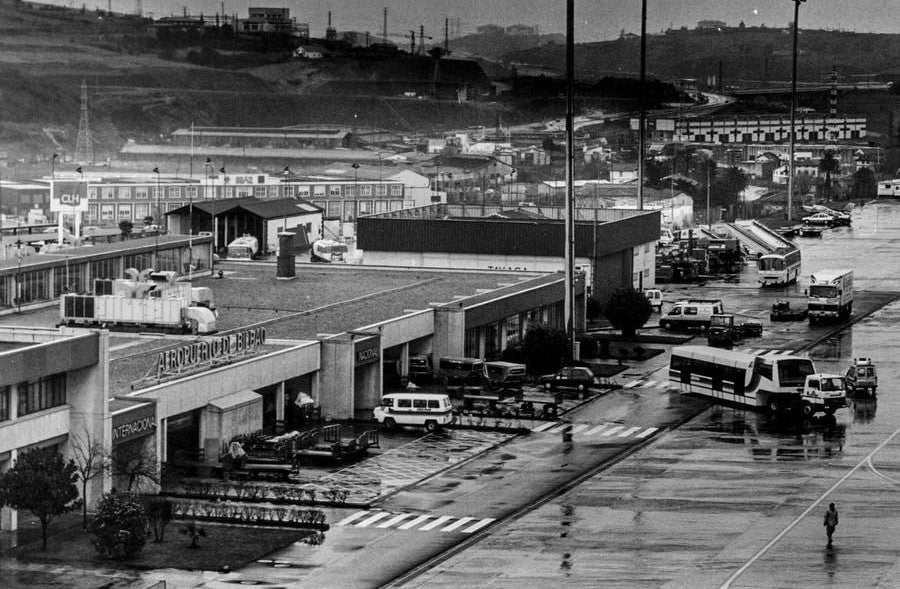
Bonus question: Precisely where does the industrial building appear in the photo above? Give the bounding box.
[643,114,867,144]
[356,204,660,299]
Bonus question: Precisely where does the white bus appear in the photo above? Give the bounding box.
[758,248,801,286]
[669,345,815,412]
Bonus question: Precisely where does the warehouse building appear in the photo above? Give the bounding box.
[356,204,660,299]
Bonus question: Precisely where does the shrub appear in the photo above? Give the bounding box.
[89,492,149,560]
[601,287,653,337]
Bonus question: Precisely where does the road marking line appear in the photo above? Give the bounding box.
[546,424,571,434]
[569,424,590,434]
[461,518,495,534]
[419,515,454,531]
[440,517,476,532]
[398,515,432,530]
[600,425,624,437]
[618,426,642,437]
[376,513,414,528]
[356,512,391,527]
[635,427,658,438]
[719,425,900,589]
[644,380,658,387]
[623,379,642,389]
[337,511,370,526]
[583,424,612,436]
[532,422,557,432]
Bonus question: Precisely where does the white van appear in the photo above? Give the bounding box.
[373,393,454,433]
[660,299,724,331]
[644,289,663,313]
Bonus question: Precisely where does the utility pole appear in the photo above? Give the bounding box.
[787,0,806,222]
[564,0,576,363]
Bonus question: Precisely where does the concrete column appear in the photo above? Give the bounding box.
[157,417,167,475]
[432,305,466,372]
[318,338,355,420]
[399,343,410,377]
[275,382,285,422]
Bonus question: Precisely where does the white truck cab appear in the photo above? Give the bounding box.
[800,373,847,416]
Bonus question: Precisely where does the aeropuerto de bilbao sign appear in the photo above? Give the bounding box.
[156,327,267,378]
[112,403,157,446]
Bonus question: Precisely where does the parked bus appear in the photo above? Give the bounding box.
[669,345,816,412]
[758,248,801,286]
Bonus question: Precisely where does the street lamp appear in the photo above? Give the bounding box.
[787,0,806,222]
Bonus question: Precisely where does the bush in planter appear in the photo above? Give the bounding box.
[89,492,149,560]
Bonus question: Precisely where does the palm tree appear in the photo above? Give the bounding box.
[818,150,841,201]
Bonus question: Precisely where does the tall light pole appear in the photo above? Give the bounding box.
[153,166,160,265]
[787,0,806,222]
[637,0,647,212]
[352,162,359,221]
[564,0,576,362]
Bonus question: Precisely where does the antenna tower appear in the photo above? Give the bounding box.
[74,79,94,164]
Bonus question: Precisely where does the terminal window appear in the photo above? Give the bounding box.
[0,386,9,421]
[17,373,66,416]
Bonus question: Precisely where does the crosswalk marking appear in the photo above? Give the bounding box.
[583,424,612,436]
[440,517,475,532]
[636,427,658,438]
[398,515,432,530]
[532,421,557,433]
[623,379,642,389]
[419,515,454,531]
[569,424,590,434]
[546,424,571,434]
[617,426,642,437]
[602,425,625,436]
[461,518,495,534]
[376,513,413,528]
[337,511,369,526]
[357,511,391,527]
[337,512,495,534]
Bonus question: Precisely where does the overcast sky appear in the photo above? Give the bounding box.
[49,1,900,41]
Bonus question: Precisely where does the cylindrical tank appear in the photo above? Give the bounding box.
[276,232,296,280]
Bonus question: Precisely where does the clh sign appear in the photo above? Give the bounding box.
[50,181,89,212]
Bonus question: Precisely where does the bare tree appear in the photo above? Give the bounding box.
[70,427,110,529]
[113,443,159,492]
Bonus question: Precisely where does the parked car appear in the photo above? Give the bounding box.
[802,212,837,227]
[844,358,877,395]
[540,366,599,396]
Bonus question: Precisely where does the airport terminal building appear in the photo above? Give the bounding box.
[0,251,584,531]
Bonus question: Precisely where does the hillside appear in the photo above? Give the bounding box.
[0,3,526,164]
[502,27,900,83]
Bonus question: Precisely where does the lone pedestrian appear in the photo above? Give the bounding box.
[824,502,839,547]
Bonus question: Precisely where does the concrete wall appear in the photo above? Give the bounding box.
[200,392,263,462]
[318,337,355,420]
